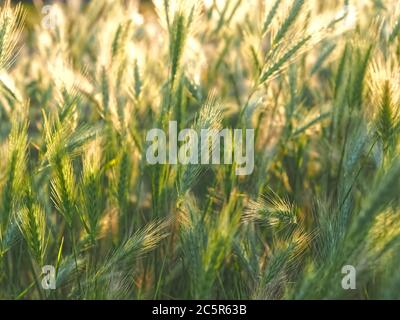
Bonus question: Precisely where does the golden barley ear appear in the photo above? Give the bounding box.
[0,0,25,70]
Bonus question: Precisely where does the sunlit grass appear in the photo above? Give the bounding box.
[0,0,399,299]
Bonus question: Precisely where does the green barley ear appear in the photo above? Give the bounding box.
[133,59,142,100]
[100,66,109,113]
[115,146,132,219]
[81,138,105,241]
[243,191,297,229]
[177,93,222,196]
[375,81,398,150]
[154,0,200,87]
[55,254,85,289]
[50,155,77,226]
[111,20,133,85]
[368,58,400,153]
[180,192,241,299]
[17,202,47,266]
[95,219,170,278]
[43,118,99,226]
[262,0,281,35]
[111,23,124,60]
[257,0,334,88]
[0,0,25,70]
[178,195,206,297]
[272,0,305,45]
[1,116,28,231]
[259,34,311,85]
[43,111,100,164]
[169,12,188,87]
[254,231,310,299]
[348,159,400,247]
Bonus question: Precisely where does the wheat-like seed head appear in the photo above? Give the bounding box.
[0,0,25,70]
[17,204,47,265]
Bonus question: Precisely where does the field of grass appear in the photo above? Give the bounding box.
[0,0,400,300]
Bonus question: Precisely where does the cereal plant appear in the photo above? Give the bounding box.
[0,0,399,299]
